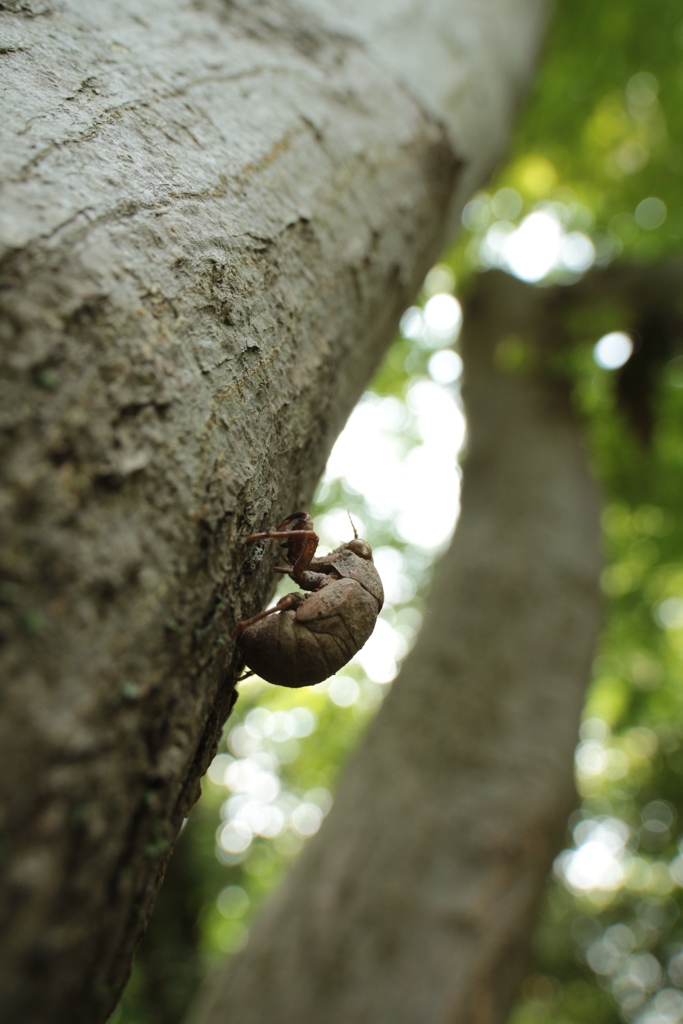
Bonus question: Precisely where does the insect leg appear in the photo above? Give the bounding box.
[233,591,304,636]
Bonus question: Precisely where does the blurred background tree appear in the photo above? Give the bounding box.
[113,0,683,1021]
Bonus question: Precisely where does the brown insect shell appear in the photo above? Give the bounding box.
[309,539,384,611]
[239,540,383,688]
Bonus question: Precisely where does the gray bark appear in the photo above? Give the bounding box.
[0,1,548,1022]
[186,270,603,1024]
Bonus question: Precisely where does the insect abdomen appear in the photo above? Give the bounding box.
[239,580,377,687]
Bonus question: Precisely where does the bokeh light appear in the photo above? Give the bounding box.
[635,197,667,231]
[594,332,634,370]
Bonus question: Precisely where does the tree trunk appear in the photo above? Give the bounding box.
[186,270,603,1024]
[0,2,548,1022]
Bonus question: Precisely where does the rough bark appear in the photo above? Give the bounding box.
[186,270,603,1024]
[0,1,549,1022]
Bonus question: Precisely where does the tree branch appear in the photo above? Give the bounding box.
[0,1,548,1019]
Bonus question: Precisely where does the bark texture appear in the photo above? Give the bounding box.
[186,271,603,1024]
[0,2,548,1022]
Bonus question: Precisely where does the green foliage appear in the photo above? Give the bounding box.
[492,4,683,1022]
[514,0,683,248]
[510,355,683,1024]
[454,0,683,285]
